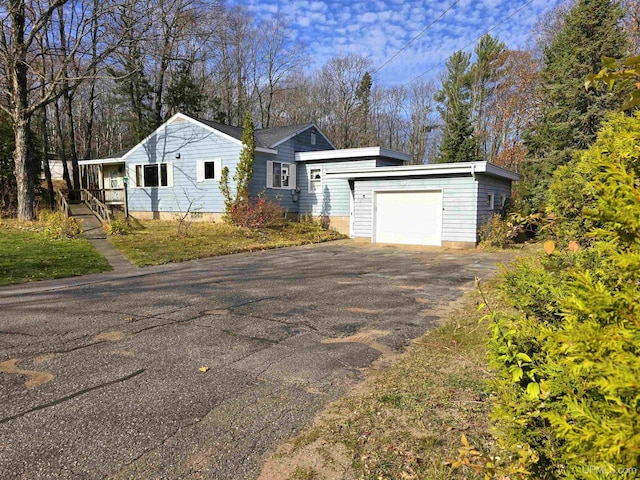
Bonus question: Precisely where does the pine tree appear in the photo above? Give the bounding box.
[522,0,629,211]
[165,62,206,118]
[436,51,480,163]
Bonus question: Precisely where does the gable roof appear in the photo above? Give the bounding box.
[82,113,335,163]
[193,115,334,150]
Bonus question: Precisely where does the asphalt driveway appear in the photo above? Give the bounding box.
[0,241,511,479]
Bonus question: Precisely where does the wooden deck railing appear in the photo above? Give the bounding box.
[80,189,112,224]
[55,190,70,218]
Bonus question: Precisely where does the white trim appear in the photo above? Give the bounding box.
[371,188,444,246]
[308,166,323,194]
[270,123,336,149]
[296,146,410,163]
[78,158,123,166]
[130,162,173,188]
[326,161,520,181]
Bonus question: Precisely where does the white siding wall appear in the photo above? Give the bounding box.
[126,119,241,213]
[353,176,479,243]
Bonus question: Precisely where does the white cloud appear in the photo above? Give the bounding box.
[231,0,565,85]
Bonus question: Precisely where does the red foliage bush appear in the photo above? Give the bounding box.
[226,197,286,228]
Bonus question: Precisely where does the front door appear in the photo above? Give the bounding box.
[104,164,124,203]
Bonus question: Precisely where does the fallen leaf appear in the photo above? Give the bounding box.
[543,240,556,255]
[199,366,209,372]
[568,240,580,252]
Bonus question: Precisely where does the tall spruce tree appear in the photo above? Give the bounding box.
[436,51,480,163]
[522,0,629,211]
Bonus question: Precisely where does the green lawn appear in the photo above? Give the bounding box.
[0,221,111,286]
[108,220,345,267]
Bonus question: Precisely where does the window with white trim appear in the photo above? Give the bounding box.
[309,167,321,193]
[487,193,495,209]
[267,161,296,189]
[196,158,222,182]
[133,163,172,187]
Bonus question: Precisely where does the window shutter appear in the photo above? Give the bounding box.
[127,164,137,187]
[214,158,222,181]
[196,160,204,183]
[289,163,296,189]
[266,161,273,188]
[166,162,174,187]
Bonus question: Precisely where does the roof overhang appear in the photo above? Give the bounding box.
[325,161,521,181]
[78,157,124,166]
[295,147,411,163]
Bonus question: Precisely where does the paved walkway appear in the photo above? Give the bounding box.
[68,203,137,272]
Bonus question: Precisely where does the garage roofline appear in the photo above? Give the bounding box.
[325,161,520,181]
[295,147,411,163]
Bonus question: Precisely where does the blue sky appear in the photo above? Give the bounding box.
[231,0,564,85]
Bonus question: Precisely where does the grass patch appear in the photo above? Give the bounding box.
[260,274,516,480]
[108,220,345,267]
[0,219,111,286]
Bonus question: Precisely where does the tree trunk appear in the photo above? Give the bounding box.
[10,0,35,221]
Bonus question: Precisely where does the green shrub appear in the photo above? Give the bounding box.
[479,214,518,248]
[107,218,132,235]
[487,113,640,478]
[37,210,82,238]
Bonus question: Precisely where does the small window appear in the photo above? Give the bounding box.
[204,161,216,179]
[487,193,495,209]
[144,164,159,187]
[309,168,321,193]
[310,131,317,145]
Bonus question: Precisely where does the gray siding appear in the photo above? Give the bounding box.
[298,159,377,217]
[352,175,479,243]
[250,152,298,213]
[126,119,241,213]
[476,174,512,227]
[250,130,335,214]
[293,129,334,152]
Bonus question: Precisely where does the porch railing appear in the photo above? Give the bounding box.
[80,189,112,224]
[55,190,70,218]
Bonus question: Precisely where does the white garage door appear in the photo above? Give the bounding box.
[374,190,442,246]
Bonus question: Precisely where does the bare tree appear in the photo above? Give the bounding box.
[0,0,133,220]
[249,15,307,128]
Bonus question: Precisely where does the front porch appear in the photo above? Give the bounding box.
[79,155,127,207]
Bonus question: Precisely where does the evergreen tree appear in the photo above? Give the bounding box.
[165,62,206,118]
[470,34,506,161]
[220,112,255,213]
[522,0,629,211]
[436,51,480,163]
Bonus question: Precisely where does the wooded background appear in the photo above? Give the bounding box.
[1,0,638,219]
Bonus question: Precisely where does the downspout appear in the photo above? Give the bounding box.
[471,164,477,181]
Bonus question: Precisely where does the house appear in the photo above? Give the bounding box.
[78,113,519,247]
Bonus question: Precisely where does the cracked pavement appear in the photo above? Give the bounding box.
[0,241,511,479]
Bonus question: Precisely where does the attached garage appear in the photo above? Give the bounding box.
[374,190,442,246]
[327,162,520,248]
